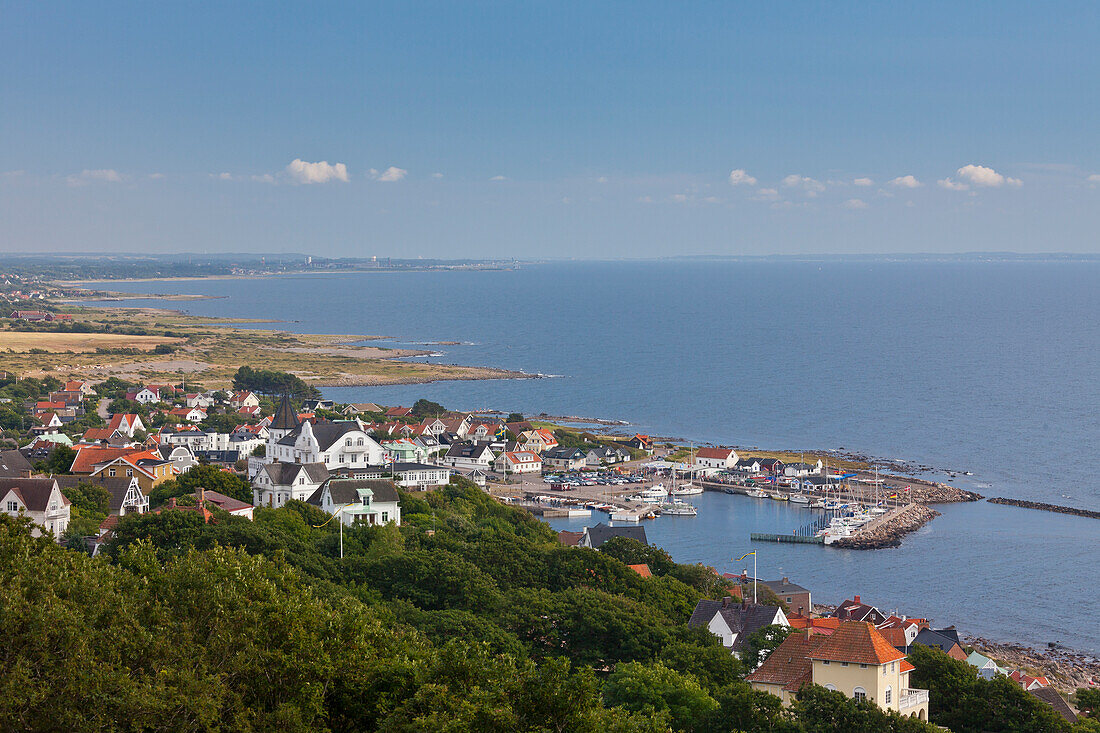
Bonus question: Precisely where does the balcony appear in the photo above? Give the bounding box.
[899,688,929,709]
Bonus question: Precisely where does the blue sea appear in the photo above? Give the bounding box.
[87,260,1100,653]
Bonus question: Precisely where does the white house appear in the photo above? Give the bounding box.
[390,462,454,489]
[306,478,401,527]
[1,477,71,538]
[542,447,587,471]
[252,461,330,509]
[695,447,740,471]
[55,475,149,518]
[687,598,789,651]
[501,450,542,474]
[440,443,496,470]
[230,391,260,409]
[185,393,215,409]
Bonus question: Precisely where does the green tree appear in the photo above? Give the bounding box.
[603,661,718,732]
[740,624,796,668]
[1078,688,1100,719]
[36,444,75,474]
[411,399,446,418]
[792,684,938,732]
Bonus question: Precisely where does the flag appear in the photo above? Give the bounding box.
[736,551,756,561]
[495,425,507,440]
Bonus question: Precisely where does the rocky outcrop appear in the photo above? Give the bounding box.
[832,504,940,550]
[989,497,1100,520]
[967,637,1100,694]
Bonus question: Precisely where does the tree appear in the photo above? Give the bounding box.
[602,661,718,732]
[1078,688,1100,719]
[792,684,938,732]
[411,399,446,418]
[61,480,112,517]
[740,624,795,668]
[36,444,75,475]
[149,465,252,508]
[506,413,524,423]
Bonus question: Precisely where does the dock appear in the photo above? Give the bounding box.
[750,532,824,544]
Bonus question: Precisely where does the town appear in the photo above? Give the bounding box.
[1,360,1096,728]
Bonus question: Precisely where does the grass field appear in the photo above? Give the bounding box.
[0,331,183,353]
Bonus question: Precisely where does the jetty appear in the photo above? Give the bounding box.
[988,497,1100,520]
[750,532,824,545]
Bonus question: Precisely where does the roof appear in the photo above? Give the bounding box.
[1029,688,1077,723]
[0,449,34,477]
[808,621,906,665]
[912,628,961,654]
[445,443,493,459]
[628,563,652,578]
[557,530,583,546]
[582,522,647,548]
[313,478,399,506]
[271,394,301,431]
[277,420,373,451]
[688,600,785,649]
[199,489,253,514]
[71,446,139,474]
[696,447,736,460]
[391,462,450,473]
[261,461,329,486]
[746,630,820,692]
[543,446,586,460]
[0,477,64,512]
[966,651,996,668]
[762,577,810,595]
[878,627,909,649]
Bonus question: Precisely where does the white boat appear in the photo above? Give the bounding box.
[670,482,703,496]
[810,499,827,509]
[768,493,788,501]
[789,494,811,505]
[610,510,642,522]
[745,489,768,498]
[659,501,698,516]
[637,484,669,500]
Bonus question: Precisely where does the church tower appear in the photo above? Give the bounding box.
[267,393,301,458]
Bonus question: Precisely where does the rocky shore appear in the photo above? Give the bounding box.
[989,497,1100,520]
[831,504,940,549]
[966,637,1100,694]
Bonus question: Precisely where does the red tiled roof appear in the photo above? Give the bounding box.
[696,447,735,459]
[628,563,653,578]
[900,659,915,673]
[808,621,907,665]
[878,627,909,648]
[71,446,137,474]
[746,630,820,692]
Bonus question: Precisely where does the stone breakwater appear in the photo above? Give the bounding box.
[966,637,1100,694]
[832,504,940,550]
[988,497,1100,520]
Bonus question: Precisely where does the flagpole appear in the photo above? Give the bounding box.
[753,551,757,604]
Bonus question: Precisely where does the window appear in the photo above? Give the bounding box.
[108,468,116,477]
[346,439,352,446]
[381,512,388,522]
[824,684,836,691]
[841,662,848,667]
[860,663,867,669]
[50,501,57,511]
[126,468,133,477]
[884,687,892,704]
[357,438,364,446]
[822,660,830,665]
[853,687,866,702]
[7,501,18,512]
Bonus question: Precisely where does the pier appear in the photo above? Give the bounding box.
[750,532,824,545]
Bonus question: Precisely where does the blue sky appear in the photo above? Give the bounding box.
[2,1,1099,257]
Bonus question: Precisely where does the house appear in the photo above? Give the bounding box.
[626,434,652,453]
[542,446,587,471]
[1008,670,1050,691]
[302,399,335,412]
[194,488,254,519]
[761,577,812,617]
[786,615,841,636]
[252,461,330,508]
[1,477,71,537]
[267,418,386,469]
[833,595,887,625]
[1029,688,1077,723]
[578,522,647,549]
[0,449,34,478]
[306,478,400,526]
[557,530,584,546]
[441,443,496,470]
[157,443,197,473]
[64,380,94,396]
[185,393,214,408]
[747,622,930,720]
[127,386,166,404]
[784,462,821,477]
[694,447,739,471]
[965,651,1005,680]
[55,475,149,517]
[388,462,453,489]
[193,449,241,467]
[466,421,503,442]
[758,458,784,474]
[90,450,176,494]
[736,458,762,473]
[688,597,789,651]
[9,310,51,321]
[342,403,383,416]
[106,413,145,438]
[384,406,413,418]
[462,468,488,487]
[230,391,261,409]
[382,438,425,464]
[909,629,968,661]
[501,450,542,474]
[38,412,63,429]
[169,406,207,423]
[518,428,558,454]
[585,445,630,466]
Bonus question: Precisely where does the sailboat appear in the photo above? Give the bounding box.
[658,461,698,516]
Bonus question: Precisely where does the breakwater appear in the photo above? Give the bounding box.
[988,497,1100,520]
[831,504,940,550]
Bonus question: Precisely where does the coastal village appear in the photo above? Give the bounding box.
[1,346,1096,725]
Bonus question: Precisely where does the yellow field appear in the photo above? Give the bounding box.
[0,331,183,353]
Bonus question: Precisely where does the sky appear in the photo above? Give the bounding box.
[2,1,1099,258]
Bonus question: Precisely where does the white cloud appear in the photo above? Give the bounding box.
[251,174,276,184]
[285,158,349,184]
[671,193,689,203]
[889,175,921,188]
[728,169,757,186]
[431,172,444,179]
[1088,174,1100,186]
[782,174,825,195]
[751,188,780,201]
[67,168,124,185]
[489,175,508,181]
[842,198,868,209]
[938,178,969,191]
[218,172,233,181]
[375,166,407,182]
[853,177,874,186]
[954,164,1021,188]
[148,172,165,180]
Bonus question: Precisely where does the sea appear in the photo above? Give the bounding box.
[84,259,1100,654]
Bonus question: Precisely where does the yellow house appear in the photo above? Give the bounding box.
[746,621,930,721]
[91,451,176,495]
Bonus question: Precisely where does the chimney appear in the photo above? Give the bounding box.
[168,497,177,507]
[782,576,789,583]
[854,594,861,604]
[197,487,205,505]
[722,596,731,608]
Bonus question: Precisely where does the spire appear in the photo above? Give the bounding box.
[272,393,300,431]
